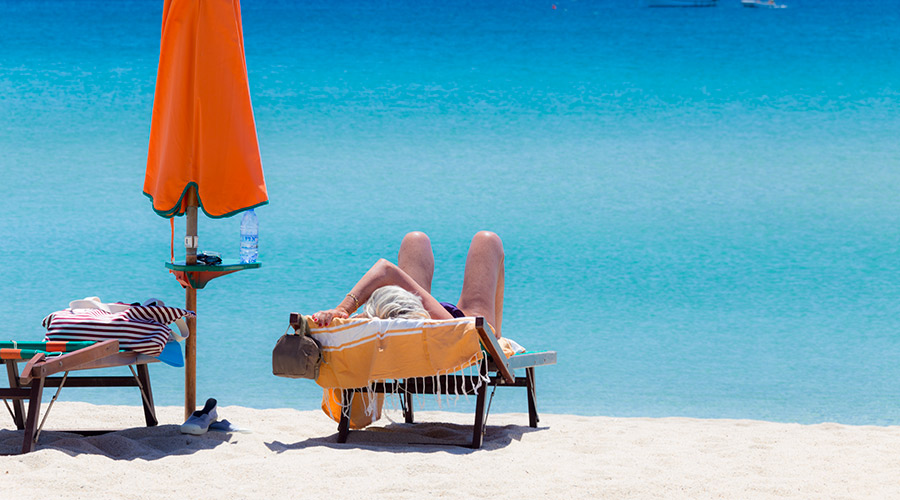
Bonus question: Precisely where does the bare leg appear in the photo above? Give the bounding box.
[398,231,435,293]
[457,231,505,339]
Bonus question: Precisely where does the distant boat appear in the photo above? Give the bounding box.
[741,0,787,8]
[647,0,717,7]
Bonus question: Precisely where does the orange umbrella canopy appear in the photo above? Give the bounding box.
[144,0,267,219]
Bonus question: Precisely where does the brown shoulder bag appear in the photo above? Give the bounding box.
[272,313,322,379]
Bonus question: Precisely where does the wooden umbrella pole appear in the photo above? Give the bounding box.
[184,186,199,420]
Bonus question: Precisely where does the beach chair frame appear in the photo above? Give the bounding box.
[1,340,159,454]
[336,317,557,448]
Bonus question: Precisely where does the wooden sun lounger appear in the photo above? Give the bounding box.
[1,340,159,454]
[337,317,557,448]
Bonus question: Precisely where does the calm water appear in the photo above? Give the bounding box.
[1,0,900,424]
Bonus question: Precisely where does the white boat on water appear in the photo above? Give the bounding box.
[647,0,716,7]
[741,0,787,8]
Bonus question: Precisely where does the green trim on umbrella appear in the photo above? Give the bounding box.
[143,182,269,220]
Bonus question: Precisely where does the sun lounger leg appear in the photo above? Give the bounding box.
[526,367,538,427]
[21,378,45,454]
[401,389,414,423]
[5,361,26,429]
[471,362,488,449]
[135,364,158,427]
[337,390,352,443]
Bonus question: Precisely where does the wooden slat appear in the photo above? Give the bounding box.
[41,376,141,388]
[69,352,156,371]
[0,387,32,399]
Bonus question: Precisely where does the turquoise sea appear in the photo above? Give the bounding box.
[2,0,900,424]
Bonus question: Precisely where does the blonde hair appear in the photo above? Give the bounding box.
[363,286,429,320]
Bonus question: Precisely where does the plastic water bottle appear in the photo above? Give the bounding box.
[240,209,258,263]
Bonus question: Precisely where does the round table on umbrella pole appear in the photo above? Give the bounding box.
[167,189,260,420]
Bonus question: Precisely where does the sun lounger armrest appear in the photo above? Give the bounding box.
[29,340,120,379]
[506,351,557,371]
[475,317,515,384]
[19,353,46,385]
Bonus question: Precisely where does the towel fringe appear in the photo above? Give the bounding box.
[323,350,488,426]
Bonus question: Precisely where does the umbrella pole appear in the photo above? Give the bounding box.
[184,187,199,420]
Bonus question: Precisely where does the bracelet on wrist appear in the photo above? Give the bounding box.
[346,292,360,311]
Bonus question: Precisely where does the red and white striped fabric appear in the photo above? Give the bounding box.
[42,305,195,356]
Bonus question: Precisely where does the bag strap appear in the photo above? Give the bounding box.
[289,313,311,336]
[171,318,190,341]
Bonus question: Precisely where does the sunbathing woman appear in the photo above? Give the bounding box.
[311,231,505,339]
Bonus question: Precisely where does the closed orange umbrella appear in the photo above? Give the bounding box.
[143,0,267,419]
[144,0,267,218]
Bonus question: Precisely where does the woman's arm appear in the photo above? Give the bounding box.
[311,259,453,326]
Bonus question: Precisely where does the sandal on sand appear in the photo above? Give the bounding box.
[209,419,251,433]
[180,398,218,435]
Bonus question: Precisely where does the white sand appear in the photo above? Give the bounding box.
[3,403,900,499]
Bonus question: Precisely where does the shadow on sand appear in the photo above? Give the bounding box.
[0,424,234,459]
[266,421,544,454]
